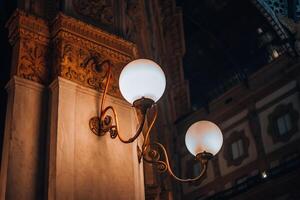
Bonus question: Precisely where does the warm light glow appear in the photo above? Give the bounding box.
[119,59,166,104]
[185,121,223,156]
[272,49,279,58]
[262,171,268,179]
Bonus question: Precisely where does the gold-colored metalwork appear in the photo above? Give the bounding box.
[89,61,156,144]
[89,59,212,183]
[143,143,212,183]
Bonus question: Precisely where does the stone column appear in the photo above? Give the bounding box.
[1,10,144,200]
[0,77,47,200]
[46,13,143,199]
[0,10,49,200]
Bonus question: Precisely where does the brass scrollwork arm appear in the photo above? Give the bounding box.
[89,61,156,145]
[143,142,212,183]
[88,58,221,184]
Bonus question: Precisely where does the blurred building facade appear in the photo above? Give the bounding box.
[174,1,300,199]
[176,55,300,200]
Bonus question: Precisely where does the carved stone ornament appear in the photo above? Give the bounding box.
[51,13,138,61]
[57,42,122,95]
[6,9,50,84]
[50,13,138,96]
[6,10,138,96]
[223,130,250,167]
[267,103,299,143]
[18,38,49,83]
[73,0,114,25]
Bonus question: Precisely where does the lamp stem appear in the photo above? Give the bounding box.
[97,89,149,143]
[99,61,112,119]
[141,106,158,154]
[108,104,157,144]
[116,110,146,143]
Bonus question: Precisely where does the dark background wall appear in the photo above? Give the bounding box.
[0,0,16,163]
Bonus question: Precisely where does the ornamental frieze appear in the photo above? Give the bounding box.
[6,10,137,97]
[54,31,132,63]
[6,9,49,45]
[18,38,49,84]
[50,13,137,97]
[72,0,114,26]
[6,10,50,84]
[51,13,137,59]
[56,42,123,96]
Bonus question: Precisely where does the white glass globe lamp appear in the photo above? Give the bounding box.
[185,121,223,157]
[119,59,166,105]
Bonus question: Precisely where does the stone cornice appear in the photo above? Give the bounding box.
[5,9,138,93]
[5,10,49,84]
[51,13,138,60]
[6,9,49,45]
[48,13,138,97]
[5,76,45,92]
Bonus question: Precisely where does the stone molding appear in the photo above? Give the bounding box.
[50,12,138,59]
[6,9,138,97]
[6,9,50,84]
[5,75,45,92]
[6,9,50,45]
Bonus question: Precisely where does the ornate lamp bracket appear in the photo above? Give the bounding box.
[88,59,216,184]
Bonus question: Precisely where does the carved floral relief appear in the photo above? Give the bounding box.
[58,42,122,96]
[18,38,49,84]
[7,10,136,96]
[6,10,50,84]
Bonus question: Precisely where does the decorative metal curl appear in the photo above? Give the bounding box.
[88,60,157,147]
[143,142,212,183]
[89,117,102,136]
[148,149,160,161]
[109,126,118,139]
[88,59,214,184]
[156,161,168,173]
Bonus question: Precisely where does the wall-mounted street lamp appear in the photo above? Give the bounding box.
[89,59,223,183]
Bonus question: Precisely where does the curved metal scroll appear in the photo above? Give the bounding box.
[89,61,156,144]
[143,142,209,183]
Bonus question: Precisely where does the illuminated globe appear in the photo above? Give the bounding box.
[119,59,166,104]
[185,121,223,156]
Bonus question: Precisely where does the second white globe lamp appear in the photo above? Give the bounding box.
[185,121,223,156]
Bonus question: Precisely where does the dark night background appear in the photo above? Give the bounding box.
[176,0,287,109]
[0,0,15,162]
